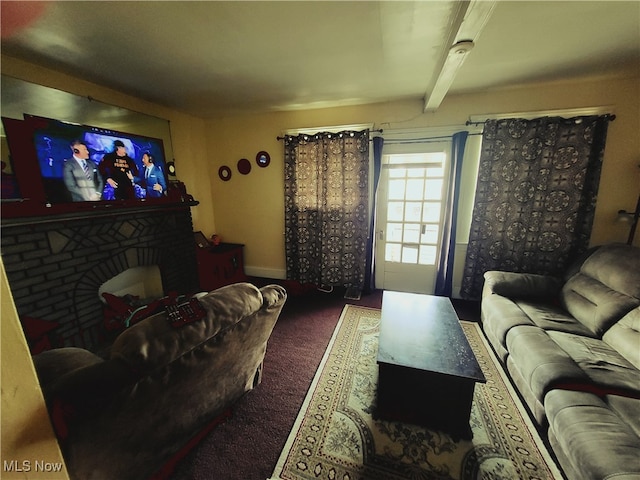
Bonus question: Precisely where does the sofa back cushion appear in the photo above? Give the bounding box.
[111,282,264,372]
[603,306,640,370]
[561,243,640,336]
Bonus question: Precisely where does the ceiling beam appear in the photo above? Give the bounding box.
[423,0,497,112]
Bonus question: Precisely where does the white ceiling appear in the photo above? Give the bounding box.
[1,1,639,118]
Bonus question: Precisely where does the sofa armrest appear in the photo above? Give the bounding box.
[34,349,140,440]
[33,347,104,389]
[483,271,563,300]
[260,284,287,309]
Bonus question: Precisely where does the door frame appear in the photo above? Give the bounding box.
[373,140,452,294]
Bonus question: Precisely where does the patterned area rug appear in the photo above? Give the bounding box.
[269,305,563,480]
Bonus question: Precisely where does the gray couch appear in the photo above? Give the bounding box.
[33,282,287,480]
[481,243,640,480]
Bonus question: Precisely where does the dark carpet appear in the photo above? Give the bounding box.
[171,284,479,480]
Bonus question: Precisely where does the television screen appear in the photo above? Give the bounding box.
[26,115,168,203]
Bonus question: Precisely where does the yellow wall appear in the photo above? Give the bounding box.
[1,259,69,479]
[205,74,640,277]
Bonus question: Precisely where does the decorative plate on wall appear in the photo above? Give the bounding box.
[167,161,177,176]
[237,158,251,175]
[256,151,271,168]
[218,166,232,181]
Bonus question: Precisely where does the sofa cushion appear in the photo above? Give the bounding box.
[545,389,640,480]
[516,300,595,337]
[505,355,548,425]
[481,294,535,359]
[561,273,639,337]
[561,243,640,336]
[603,306,640,370]
[547,330,640,397]
[607,394,640,439]
[579,243,640,298]
[505,325,590,401]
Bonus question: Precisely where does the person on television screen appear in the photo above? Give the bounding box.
[135,152,167,198]
[63,140,103,201]
[98,139,138,200]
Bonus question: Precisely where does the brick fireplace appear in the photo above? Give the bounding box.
[1,204,199,351]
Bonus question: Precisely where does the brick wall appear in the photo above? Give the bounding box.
[1,206,199,351]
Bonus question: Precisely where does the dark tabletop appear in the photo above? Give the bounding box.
[377,291,485,382]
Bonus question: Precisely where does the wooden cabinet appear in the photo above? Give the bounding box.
[196,243,247,291]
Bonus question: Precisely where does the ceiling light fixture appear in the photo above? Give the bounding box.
[423,0,497,113]
[424,40,474,112]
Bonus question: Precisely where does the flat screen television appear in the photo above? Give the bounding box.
[25,115,169,204]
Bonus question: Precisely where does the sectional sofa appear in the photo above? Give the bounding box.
[481,243,640,480]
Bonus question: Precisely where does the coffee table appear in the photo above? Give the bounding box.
[376,291,486,439]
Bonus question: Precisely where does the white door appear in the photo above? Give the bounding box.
[374,147,449,294]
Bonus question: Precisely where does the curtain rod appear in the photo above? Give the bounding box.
[466,108,616,126]
[382,133,483,145]
[277,128,383,141]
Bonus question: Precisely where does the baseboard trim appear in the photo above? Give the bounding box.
[245,266,287,280]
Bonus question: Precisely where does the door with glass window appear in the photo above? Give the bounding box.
[374,149,448,294]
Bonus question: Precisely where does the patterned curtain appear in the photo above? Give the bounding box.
[460,116,610,300]
[284,130,370,292]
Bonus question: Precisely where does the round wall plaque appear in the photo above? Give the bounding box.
[237,158,251,175]
[218,165,232,181]
[256,151,271,168]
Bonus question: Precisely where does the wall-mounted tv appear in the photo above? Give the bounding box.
[26,115,169,204]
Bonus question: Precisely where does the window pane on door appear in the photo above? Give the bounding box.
[421,225,439,244]
[402,245,419,264]
[388,202,404,221]
[388,179,405,200]
[424,179,443,200]
[422,202,441,223]
[404,202,422,222]
[419,245,437,265]
[385,243,402,262]
[427,166,444,177]
[403,224,420,243]
[407,167,425,178]
[387,223,403,242]
[405,179,424,200]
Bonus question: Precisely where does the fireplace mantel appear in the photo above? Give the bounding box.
[1,200,199,227]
